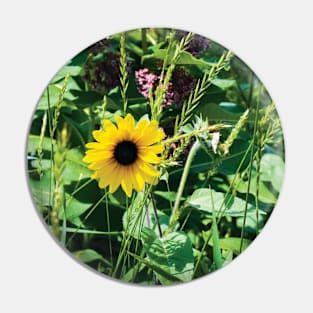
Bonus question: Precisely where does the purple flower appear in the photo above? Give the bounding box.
[89,38,111,55]
[171,67,196,105]
[176,30,210,56]
[135,68,174,107]
[83,50,131,93]
[135,67,196,107]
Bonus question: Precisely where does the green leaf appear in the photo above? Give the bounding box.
[63,193,93,221]
[36,85,62,110]
[122,192,146,240]
[211,78,236,90]
[154,191,177,202]
[71,90,103,108]
[143,49,213,68]
[27,170,52,207]
[63,148,92,184]
[208,237,251,255]
[188,188,259,217]
[197,102,243,122]
[235,178,277,204]
[52,65,82,82]
[123,193,170,239]
[73,249,111,266]
[218,139,251,175]
[127,252,183,283]
[260,153,284,192]
[27,135,55,155]
[210,189,223,269]
[219,102,245,114]
[141,227,194,285]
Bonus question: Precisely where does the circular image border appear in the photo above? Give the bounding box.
[26,27,285,286]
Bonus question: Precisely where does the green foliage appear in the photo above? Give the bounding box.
[141,227,194,284]
[26,27,285,285]
[189,188,260,217]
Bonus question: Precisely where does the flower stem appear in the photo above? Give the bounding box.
[169,140,201,227]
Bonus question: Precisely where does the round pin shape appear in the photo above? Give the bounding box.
[26,27,285,285]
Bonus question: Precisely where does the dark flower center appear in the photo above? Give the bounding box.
[114,140,138,165]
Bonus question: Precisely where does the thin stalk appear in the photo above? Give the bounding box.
[239,94,259,252]
[59,227,121,235]
[105,191,113,265]
[255,142,261,234]
[169,141,201,227]
[88,105,95,142]
[193,139,255,276]
[112,185,153,278]
[150,193,162,238]
[162,123,232,145]
[46,86,54,210]
[119,33,129,115]
[66,192,108,246]
[239,142,255,253]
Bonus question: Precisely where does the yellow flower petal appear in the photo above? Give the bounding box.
[138,151,162,164]
[108,165,123,194]
[83,114,164,197]
[136,128,165,147]
[139,144,165,154]
[121,177,132,198]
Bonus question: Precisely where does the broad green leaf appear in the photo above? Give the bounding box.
[52,65,82,82]
[141,227,194,285]
[235,178,277,204]
[211,78,236,90]
[127,252,183,283]
[27,135,55,155]
[37,77,81,110]
[143,49,213,68]
[71,90,103,108]
[208,237,251,255]
[260,153,284,192]
[27,170,52,207]
[154,191,177,202]
[122,193,170,239]
[210,189,223,269]
[122,192,146,240]
[36,85,62,110]
[197,102,256,123]
[62,194,92,221]
[63,148,92,184]
[73,249,111,266]
[188,188,259,217]
[219,102,245,114]
[218,139,251,175]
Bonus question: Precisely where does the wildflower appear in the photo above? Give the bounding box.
[135,68,174,107]
[135,67,195,107]
[83,40,131,93]
[171,67,196,105]
[211,132,220,154]
[89,38,111,55]
[176,30,210,56]
[83,114,165,197]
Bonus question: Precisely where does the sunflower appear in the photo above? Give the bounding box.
[83,114,165,197]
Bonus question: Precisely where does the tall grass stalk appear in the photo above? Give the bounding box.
[119,33,129,115]
[51,74,69,138]
[66,191,109,247]
[37,112,47,179]
[151,32,193,121]
[112,185,153,278]
[169,140,201,228]
[51,124,69,240]
[174,51,233,133]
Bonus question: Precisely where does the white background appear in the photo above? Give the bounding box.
[1,0,312,312]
